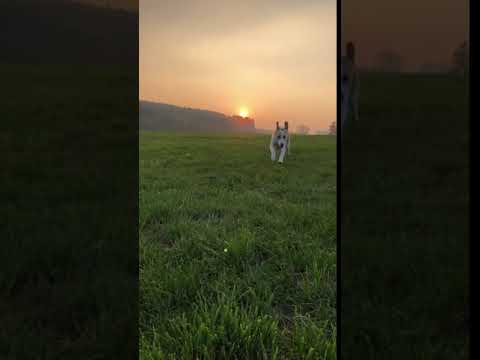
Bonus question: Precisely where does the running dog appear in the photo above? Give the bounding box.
[341,42,359,128]
[270,121,290,163]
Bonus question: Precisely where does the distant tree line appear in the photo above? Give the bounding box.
[296,125,310,135]
[328,121,336,136]
[374,50,405,72]
[369,40,469,75]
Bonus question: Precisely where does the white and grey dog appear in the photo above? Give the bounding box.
[341,42,359,128]
[270,121,290,163]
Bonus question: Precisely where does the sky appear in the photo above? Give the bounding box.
[342,0,469,70]
[74,0,467,126]
[140,0,336,131]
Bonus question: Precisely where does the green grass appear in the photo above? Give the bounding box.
[341,72,469,359]
[1,63,138,359]
[139,133,337,359]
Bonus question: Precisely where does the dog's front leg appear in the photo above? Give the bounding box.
[278,147,287,163]
[270,144,276,161]
[341,92,349,128]
[353,76,360,122]
[353,99,359,122]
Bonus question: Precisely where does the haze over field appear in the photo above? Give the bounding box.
[342,0,468,71]
[140,101,256,133]
[140,0,336,132]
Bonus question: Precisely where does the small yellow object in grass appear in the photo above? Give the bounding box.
[224,248,228,253]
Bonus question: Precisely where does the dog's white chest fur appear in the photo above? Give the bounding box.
[270,121,290,164]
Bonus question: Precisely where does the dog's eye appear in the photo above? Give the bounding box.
[283,136,286,139]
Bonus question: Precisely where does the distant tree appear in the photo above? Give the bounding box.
[375,50,404,72]
[452,41,469,74]
[419,63,449,74]
[296,124,310,135]
[328,121,337,135]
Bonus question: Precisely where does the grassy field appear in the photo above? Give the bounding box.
[139,133,337,359]
[341,72,469,359]
[1,63,138,358]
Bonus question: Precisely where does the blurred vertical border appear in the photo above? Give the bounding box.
[340,0,470,358]
[1,1,139,358]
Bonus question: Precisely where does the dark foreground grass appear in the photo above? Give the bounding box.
[139,133,337,359]
[341,72,469,359]
[1,63,138,358]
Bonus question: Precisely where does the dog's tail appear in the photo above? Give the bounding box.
[346,42,355,63]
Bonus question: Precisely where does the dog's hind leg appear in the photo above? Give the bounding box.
[353,77,360,122]
[341,92,349,129]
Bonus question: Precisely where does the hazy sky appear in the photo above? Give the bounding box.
[342,0,468,70]
[140,0,336,131]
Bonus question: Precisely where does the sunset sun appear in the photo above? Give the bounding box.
[239,108,249,118]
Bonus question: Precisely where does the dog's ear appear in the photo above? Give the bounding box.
[284,121,288,130]
[276,121,279,130]
[346,42,355,63]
